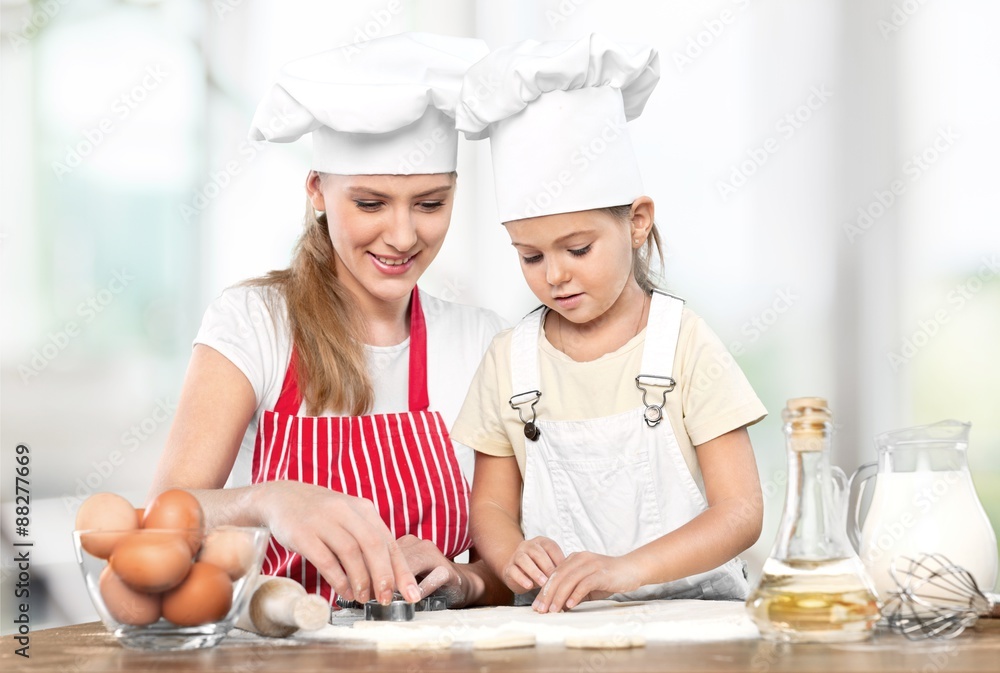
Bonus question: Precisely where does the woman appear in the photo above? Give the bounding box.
[148,33,509,608]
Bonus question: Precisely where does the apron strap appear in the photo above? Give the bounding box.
[408,286,430,412]
[273,286,430,415]
[274,347,302,417]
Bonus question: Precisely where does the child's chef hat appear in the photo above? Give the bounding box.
[457,34,659,222]
[249,33,488,175]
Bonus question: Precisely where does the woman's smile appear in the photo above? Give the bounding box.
[369,252,417,275]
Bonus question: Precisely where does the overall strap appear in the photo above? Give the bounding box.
[508,308,545,441]
[510,307,544,395]
[638,291,685,380]
[635,291,685,427]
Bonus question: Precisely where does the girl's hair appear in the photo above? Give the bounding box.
[243,199,373,416]
[604,204,665,293]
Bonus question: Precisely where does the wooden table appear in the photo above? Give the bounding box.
[5,619,999,672]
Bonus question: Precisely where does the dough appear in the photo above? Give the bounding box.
[564,634,646,649]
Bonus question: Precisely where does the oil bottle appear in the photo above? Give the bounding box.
[746,397,879,642]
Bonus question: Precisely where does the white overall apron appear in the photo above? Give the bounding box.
[509,291,749,603]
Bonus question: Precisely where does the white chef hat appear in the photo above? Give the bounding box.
[249,32,489,175]
[457,34,660,222]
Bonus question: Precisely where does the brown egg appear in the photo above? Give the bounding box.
[162,562,233,626]
[98,566,161,626]
[110,531,193,593]
[143,489,205,554]
[75,493,140,559]
[197,529,257,580]
[135,507,145,522]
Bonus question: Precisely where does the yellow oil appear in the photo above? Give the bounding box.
[747,558,880,643]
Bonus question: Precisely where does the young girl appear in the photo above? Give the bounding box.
[451,34,767,612]
[148,33,509,609]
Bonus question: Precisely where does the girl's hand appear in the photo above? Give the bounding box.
[257,481,421,605]
[503,536,565,594]
[532,551,642,613]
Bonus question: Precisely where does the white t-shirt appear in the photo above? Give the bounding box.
[194,285,508,488]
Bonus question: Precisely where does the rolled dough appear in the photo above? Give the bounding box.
[292,599,758,650]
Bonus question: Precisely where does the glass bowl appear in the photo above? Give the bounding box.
[73,525,270,650]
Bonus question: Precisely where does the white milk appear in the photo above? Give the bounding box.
[859,470,998,598]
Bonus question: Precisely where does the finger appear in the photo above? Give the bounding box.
[324,530,374,604]
[385,538,421,603]
[544,562,592,613]
[298,537,352,600]
[524,545,558,583]
[398,535,451,596]
[398,538,438,578]
[532,570,557,613]
[538,537,566,565]
[536,571,570,613]
[564,578,598,611]
[503,564,535,592]
[394,534,421,551]
[338,509,401,605]
[343,501,418,604]
[416,565,451,597]
[513,551,547,589]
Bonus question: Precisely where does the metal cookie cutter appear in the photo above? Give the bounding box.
[334,595,363,610]
[364,593,415,622]
[414,592,448,612]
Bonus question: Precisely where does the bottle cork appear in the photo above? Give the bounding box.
[783,397,831,452]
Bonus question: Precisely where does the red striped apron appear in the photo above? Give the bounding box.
[250,288,472,602]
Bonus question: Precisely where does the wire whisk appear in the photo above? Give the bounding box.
[881,553,999,640]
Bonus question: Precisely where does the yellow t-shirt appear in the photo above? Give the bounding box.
[450,307,767,489]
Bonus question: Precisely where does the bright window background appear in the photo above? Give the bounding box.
[2,0,997,631]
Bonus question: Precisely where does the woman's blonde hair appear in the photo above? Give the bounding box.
[244,200,373,416]
[603,204,664,293]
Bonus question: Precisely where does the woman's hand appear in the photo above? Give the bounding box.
[396,535,471,608]
[502,536,565,595]
[531,551,641,613]
[256,481,421,605]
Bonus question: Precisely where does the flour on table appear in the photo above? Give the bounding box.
[293,599,758,649]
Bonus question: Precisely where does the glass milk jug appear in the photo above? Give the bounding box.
[848,420,999,600]
[747,398,879,643]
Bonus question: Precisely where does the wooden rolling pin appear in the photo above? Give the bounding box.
[236,576,330,637]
